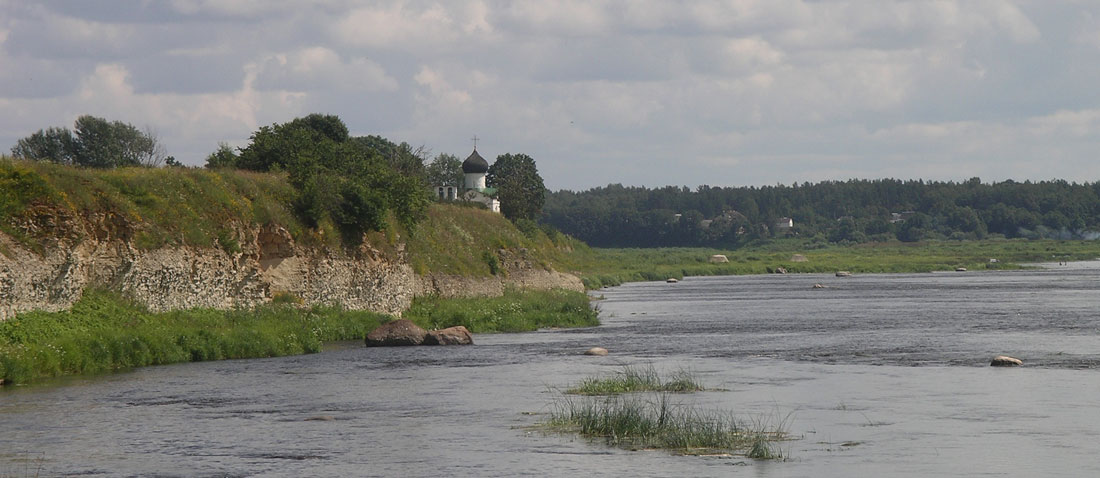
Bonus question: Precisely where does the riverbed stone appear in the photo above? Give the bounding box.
[425,326,474,345]
[584,347,609,356]
[365,319,428,346]
[990,355,1023,367]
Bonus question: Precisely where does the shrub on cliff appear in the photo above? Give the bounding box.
[226,114,430,238]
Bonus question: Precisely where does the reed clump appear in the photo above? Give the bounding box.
[546,393,787,458]
[567,364,703,395]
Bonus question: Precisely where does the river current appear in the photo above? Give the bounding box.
[3,263,1100,477]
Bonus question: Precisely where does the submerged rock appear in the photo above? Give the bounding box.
[424,326,474,345]
[812,283,827,289]
[584,347,609,356]
[365,319,428,346]
[990,355,1023,367]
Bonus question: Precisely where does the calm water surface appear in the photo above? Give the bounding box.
[4,264,1100,477]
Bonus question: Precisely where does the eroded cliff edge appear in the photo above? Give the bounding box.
[0,213,583,321]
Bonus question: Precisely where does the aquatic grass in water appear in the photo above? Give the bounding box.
[546,392,787,457]
[567,364,704,395]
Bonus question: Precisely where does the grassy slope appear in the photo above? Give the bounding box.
[0,159,592,385]
[0,157,570,269]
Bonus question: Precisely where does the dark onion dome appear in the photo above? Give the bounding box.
[462,149,489,173]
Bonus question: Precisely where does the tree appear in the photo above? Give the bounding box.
[349,135,428,181]
[487,153,547,221]
[425,153,463,187]
[233,114,430,238]
[11,115,166,168]
[204,142,239,169]
[11,127,75,164]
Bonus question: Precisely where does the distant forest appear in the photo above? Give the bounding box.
[542,179,1100,247]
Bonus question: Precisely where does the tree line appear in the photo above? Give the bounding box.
[542,179,1100,247]
[9,114,547,241]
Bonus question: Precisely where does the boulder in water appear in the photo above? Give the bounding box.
[990,355,1023,367]
[365,319,428,346]
[425,326,474,345]
[835,271,852,277]
[584,347,609,356]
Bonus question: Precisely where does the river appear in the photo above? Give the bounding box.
[3,264,1100,477]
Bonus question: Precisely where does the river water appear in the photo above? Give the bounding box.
[3,264,1100,477]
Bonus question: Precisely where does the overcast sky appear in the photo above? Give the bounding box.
[1,1,1098,190]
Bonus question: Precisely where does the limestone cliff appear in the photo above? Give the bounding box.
[0,213,583,321]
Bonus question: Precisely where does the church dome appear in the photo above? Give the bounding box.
[462,149,489,174]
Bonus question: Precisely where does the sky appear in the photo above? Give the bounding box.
[1,0,1099,191]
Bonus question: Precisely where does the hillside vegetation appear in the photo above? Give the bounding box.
[0,156,570,276]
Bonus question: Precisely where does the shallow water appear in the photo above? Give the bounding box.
[3,265,1100,477]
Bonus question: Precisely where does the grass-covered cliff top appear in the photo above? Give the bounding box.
[0,157,571,277]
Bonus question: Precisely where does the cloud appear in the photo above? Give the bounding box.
[252,46,399,93]
[0,1,1097,189]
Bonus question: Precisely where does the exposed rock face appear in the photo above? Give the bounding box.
[365,319,428,346]
[424,326,474,345]
[584,347,609,356]
[991,355,1023,367]
[0,215,584,321]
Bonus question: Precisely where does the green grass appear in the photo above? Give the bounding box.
[0,287,599,385]
[567,365,704,395]
[545,392,787,457]
[404,288,599,333]
[0,289,389,385]
[0,157,308,251]
[559,239,1100,288]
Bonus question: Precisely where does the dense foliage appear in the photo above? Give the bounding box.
[208,113,430,237]
[425,153,464,187]
[487,153,547,220]
[543,179,1100,247]
[11,115,167,168]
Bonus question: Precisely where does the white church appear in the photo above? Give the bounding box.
[434,148,501,213]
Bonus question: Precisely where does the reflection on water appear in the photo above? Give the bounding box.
[3,265,1100,477]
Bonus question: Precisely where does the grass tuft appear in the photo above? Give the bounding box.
[567,364,703,395]
[545,392,788,457]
